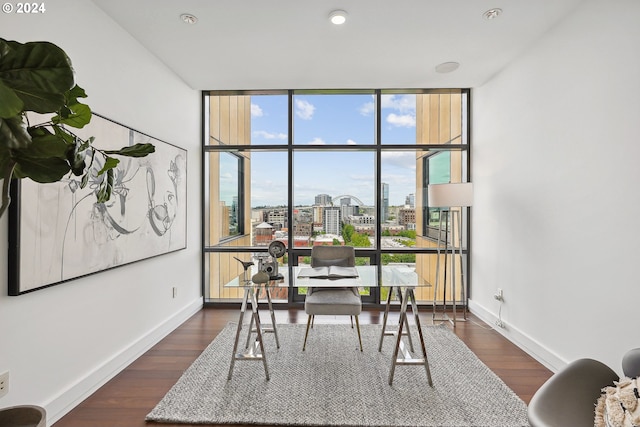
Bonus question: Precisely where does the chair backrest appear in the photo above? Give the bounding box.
[527,358,618,427]
[622,348,640,378]
[310,246,355,267]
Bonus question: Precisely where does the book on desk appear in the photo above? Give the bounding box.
[297,266,359,279]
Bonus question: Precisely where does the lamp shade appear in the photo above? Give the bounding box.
[427,183,473,208]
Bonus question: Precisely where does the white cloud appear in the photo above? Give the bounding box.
[251,103,264,117]
[381,94,416,114]
[386,113,416,128]
[295,99,315,120]
[253,130,287,140]
[359,101,375,116]
[346,139,358,145]
[382,151,416,170]
[308,137,326,145]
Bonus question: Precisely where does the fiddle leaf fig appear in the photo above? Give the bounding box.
[0,80,23,118]
[97,156,119,176]
[96,168,114,203]
[52,85,91,128]
[0,38,155,217]
[104,143,156,158]
[0,115,31,149]
[0,38,74,116]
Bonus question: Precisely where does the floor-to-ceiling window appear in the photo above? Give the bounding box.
[203,90,470,305]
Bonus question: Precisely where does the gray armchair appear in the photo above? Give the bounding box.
[302,246,363,351]
[527,358,618,427]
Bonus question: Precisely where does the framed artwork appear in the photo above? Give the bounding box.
[8,114,188,295]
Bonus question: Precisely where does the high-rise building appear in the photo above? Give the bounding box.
[406,193,415,208]
[381,183,389,222]
[323,206,341,235]
[315,193,332,206]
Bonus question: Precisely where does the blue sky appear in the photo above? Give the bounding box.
[245,93,425,208]
[219,94,453,207]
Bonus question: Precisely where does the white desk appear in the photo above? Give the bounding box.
[225,265,433,386]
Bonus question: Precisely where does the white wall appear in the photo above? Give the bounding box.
[471,0,640,373]
[0,1,202,424]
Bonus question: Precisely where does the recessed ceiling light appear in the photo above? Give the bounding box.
[180,13,198,24]
[329,10,348,25]
[435,62,460,73]
[482,8,502,20]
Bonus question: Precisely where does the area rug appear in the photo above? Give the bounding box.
[146,322,529,426]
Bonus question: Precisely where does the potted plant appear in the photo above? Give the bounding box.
[0,37,154,217]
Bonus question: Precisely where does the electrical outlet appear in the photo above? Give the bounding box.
[0,371,9,398]
[172,287,177,298]
[495,319,505,328]
[494,288,503,301]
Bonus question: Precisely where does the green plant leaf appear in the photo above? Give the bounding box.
[51,85,92,128]
[13,155,70,183]
[0,155,16,217]
[0,38,75,114]
[65,136,88,176]
[0,80,23,118]
[96,168,114,203]
[97,156,119,176]
[103,143,155,158]
[52,101,91,128]
[25,126,68,158]
[0,115,31,149]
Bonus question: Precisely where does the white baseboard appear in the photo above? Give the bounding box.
[468,298,568,373]
[44,297,203,426]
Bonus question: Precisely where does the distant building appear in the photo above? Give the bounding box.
[381,183,389,222]
[254,222,274,246]
[267,209,287,230]
[323,206,341,235]
[315,194,332,206]
[398,207,416,226]
[406,193,415,208]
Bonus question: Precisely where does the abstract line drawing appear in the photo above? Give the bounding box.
[8,114,188,295]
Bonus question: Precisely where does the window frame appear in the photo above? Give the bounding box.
[203,89,471,306]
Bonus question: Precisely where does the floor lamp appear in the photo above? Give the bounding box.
[427,182,473,327]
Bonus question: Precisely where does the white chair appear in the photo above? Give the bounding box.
[302,246,363,351]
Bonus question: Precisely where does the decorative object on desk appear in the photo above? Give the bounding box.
[147,322,529,426]
[251,270,270,284]
[428,182,473,326]
[256,240,286,281]
[297,265,359,279]
[8,113,187,295]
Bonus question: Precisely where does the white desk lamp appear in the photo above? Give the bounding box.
[427,182,473,326]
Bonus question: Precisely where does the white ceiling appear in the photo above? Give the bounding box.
[91,0,586,91]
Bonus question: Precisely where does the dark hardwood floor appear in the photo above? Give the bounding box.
[53,307,552,427]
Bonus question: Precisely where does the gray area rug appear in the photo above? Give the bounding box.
[146,322,529,426]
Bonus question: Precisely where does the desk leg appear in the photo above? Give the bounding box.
[408,288,433,387]
[396,287,415,353]
[265,287,280,349]
[228,288,270,381]
[378,285,393,352]
[379,286,414,353]
[388,288,409,385]
[228,287,250,380]
[388,288,433,387]
[249,288,270,380]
